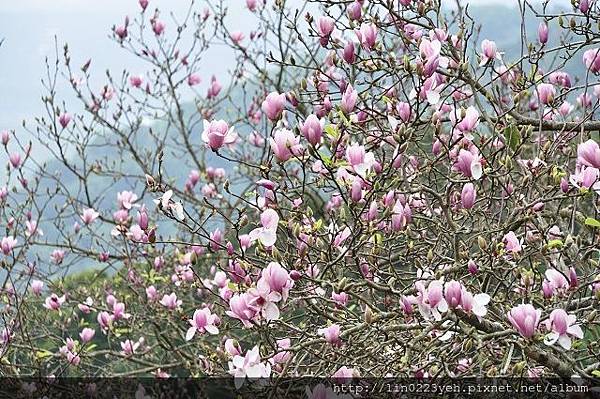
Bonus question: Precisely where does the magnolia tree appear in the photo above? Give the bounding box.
[1,0,600,389]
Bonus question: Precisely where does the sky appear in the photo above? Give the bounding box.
[0,0,571,138]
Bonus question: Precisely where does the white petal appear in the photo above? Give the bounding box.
[185,327,196,341]
[426,90,440,105]
[471,162,483,180]
[558,334,572,350]
[259,229,277,247]
[263,302,280,321]
[205,325,219,335]
[567,324,584,339]
[543,332,559,346]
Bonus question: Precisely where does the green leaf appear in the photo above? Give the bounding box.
[324,124,338,139]
[592,370,600,378]
[585,217,600,228]
[503,125,521,151]
[35,350,53,360]
[546,239,563,249]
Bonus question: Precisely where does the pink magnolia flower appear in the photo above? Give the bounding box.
[249,208,279,247]
[228,346,271,389]
[570,166,600,193]
[543,309,583,350]
[261,92,286,121]
[159,293,182,310]
[59,113,72,128]
[26,220,43,237]
[317,17,335,45]
[120,338,142,356]
[391,200,412,231]
[9,152,21,169]
[81,208,100,225]
[356,23,377,51]
[1,236,17,255]
[397,102,412,122]
[300,114,323,146]
[538,22,549,44]
[416,280,448,321]
[544,268,568,295]
[97,311,114,332]
[230,31,245,45]
[346,143,375,177]
[152,19,165,35]
[201,119,237,150]
[79,328,95,344]
[459,288,490,317]
[207,75,222,98]
[548,71,572,88]
[536,83,556,105]
[31,280,43,295]
[577,139,600,168]
[453,149,483,180]
[50,249,65,265]
[261,262,292,300]
[129,75,143,87]
[479,39,499,66]
[444,280,462,308]
[226,293,259,328]
[461,183,476,209]
[117,190,138,210]
[318,324,342,347]
[453,106,480,134]
[43,293,66,310]
[247,278,282,321]
[419,38,448,76]
[269,128,302,162]
[187,74,201,86]
[343,41,355,64]
[507,304,541,338]
[246,0,257,11]
[583,48,600,74]
[332,291,349,307]
[503,231,523,254]
[185,308,219,340]
[341,84,358,114]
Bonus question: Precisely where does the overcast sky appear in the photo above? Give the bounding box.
[0,0,571,137]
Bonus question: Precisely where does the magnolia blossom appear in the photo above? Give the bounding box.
[154,190,185,221]
[1,236,17,255]
[201,119,237,150]
[261,262,293,301]
[543,309,583,350]
[503,231,523,254]
[185,308,219,340]
[79,328,95,344]
[341,84,358,114]
[461,183,476,209]
[249,208,279,247]
[453,149,483,180]
[120,338,143,356]
[577,139,600,168]
[261,92,286,121]
[228,346,271,389]
[346,143,375,178]
[507,304,541,338]
[583,48,600,74]
[479,39,499,66]
[318,324,342,347]
[300,114,323,146]
[269,129,302,162]
[356,22,377,51]
[43,294,66,310]
[81,208,100,225]
[159,293,182,310]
